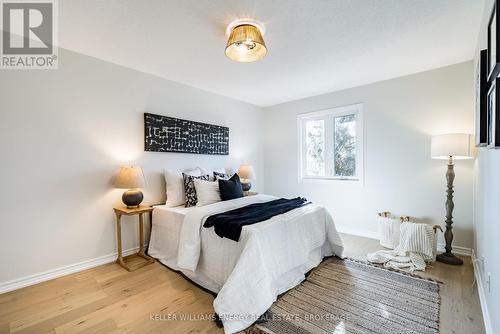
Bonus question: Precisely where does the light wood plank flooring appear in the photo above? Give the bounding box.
[0,234,485,334]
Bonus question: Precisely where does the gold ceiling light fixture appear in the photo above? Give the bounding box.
[225,19,267,62]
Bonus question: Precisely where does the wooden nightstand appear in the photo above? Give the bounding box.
[113,206,155,271]
[244,191,258,196]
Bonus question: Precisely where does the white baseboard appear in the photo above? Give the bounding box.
[436,243,472,256]
[471,249,493,334]
[338,227,472,256]
[0,232,473,296]
[0,245,146,294]
[337,227,380,240]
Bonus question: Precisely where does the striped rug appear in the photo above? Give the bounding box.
[251,258,440,334]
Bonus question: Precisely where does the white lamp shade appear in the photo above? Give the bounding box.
[238,164,256,180]
[115,166,146,189]
[431,134,472,160]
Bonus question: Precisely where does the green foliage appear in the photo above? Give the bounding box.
[334,115,356,176]
[305,120,325,175]
[308,130,324,162]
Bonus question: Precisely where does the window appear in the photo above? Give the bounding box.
[298,104,363,181]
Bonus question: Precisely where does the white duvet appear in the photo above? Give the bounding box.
[149,194,344,333]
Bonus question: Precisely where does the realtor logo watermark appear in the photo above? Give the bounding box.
[1,0,58,69]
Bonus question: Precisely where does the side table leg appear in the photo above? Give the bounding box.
[116,213,130,271]
[138,212,154,264]
[139,213,145,255]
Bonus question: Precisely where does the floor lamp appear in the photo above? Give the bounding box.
[431,134,472,265]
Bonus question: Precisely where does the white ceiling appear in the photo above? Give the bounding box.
[59,0,484,107]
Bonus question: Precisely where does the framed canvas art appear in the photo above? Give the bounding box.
[487,79,500,148]
[476,49,488,147]
[144,113,229,155]
[488,0,500,80]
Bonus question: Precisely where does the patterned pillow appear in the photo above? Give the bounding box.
[213,171,233,180]
[183,173,210,207]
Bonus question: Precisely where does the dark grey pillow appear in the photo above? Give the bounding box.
[218,173,244,201]
[183,173,210,207]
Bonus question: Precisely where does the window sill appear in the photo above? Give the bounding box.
[299,176,360,182]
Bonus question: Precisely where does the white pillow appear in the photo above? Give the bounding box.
[194,178,221,206]
[164,168,201,207]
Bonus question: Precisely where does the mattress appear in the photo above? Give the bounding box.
[152,205,191,227]
[149,196,344,333]
[148,205,190,269]
[150,199,298,293]
[148,204,228,292]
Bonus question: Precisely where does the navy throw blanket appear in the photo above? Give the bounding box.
[203,197,309,241]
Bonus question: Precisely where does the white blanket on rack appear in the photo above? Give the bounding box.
[367,222,435,271]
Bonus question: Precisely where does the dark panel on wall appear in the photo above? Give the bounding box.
[144,113,229,155]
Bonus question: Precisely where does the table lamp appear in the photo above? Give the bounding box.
[115,166,146,208]
[238,164,256,192]
[431,134,472,265]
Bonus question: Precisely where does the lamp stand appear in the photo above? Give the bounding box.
[436,156,463,266]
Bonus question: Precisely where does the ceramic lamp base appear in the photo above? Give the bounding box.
[241,182,251,192]
[122,189,144,208]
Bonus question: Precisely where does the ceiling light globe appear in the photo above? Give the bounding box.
[225,24,267,62]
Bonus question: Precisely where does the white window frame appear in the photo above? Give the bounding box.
[297,103,364,182]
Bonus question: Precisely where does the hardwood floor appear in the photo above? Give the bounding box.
[0,234,485,334]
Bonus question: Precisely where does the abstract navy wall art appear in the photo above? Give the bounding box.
[144,113,229,155]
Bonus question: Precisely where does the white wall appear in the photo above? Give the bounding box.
[263,61,475,249]
[0,45,480,303]
[0,49,264,286]
[473,0,500,332]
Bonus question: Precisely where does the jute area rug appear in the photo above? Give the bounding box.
[249,258,440,334]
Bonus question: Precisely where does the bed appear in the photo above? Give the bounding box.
[148,194,344,333]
